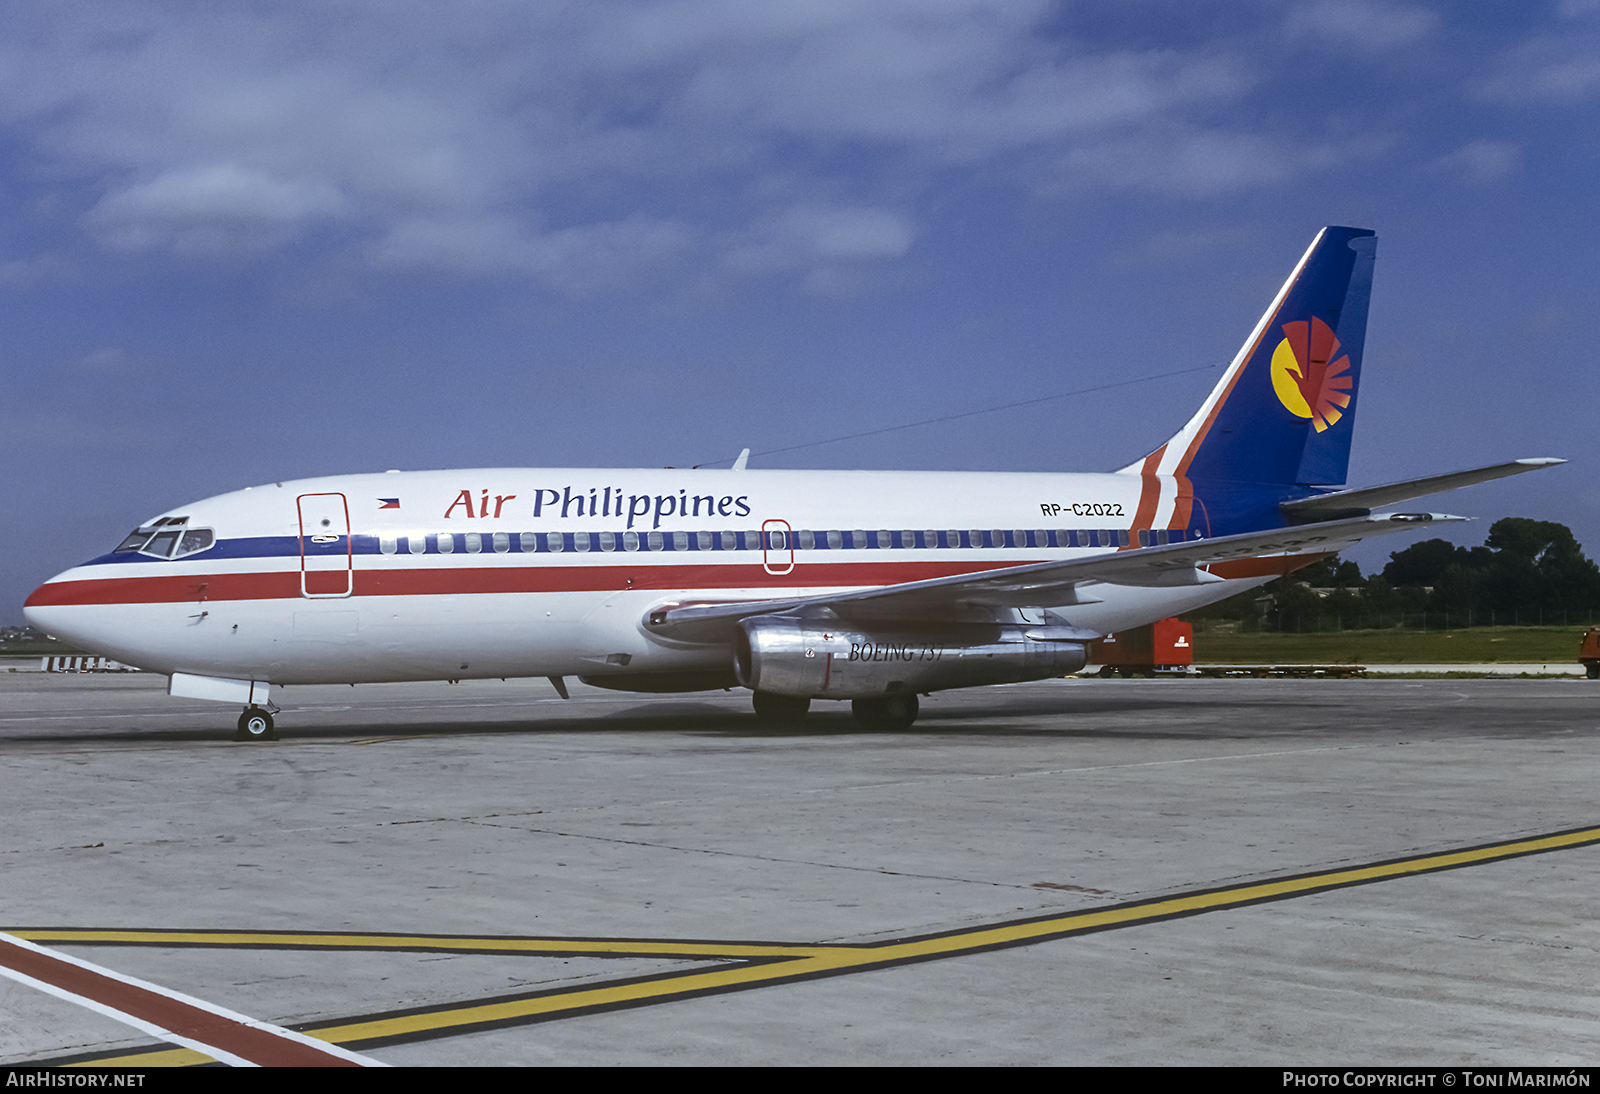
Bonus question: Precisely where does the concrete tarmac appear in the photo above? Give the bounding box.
[1,671,1597,1066]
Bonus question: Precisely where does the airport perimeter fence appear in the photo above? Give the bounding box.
[1188,609,1600,635]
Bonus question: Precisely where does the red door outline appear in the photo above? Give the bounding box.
[297,493,353,598]
[762,519,794,576]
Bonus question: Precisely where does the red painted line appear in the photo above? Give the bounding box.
[27,559,1045,607]
[26,570,298,607]
[25,553,1323,609]
[1165,477,1195,533]
[0,934,365,1067]
[1127,447,1165,541]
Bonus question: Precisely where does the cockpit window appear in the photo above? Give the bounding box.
[112,523,216,559]
[177,529,214,556]
[146,529,183,557]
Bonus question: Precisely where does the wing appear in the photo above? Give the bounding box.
[646,511,1464,644]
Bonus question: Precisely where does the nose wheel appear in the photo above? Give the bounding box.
[235,706,277,741]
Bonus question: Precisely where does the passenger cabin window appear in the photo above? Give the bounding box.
[480,523,1137,557]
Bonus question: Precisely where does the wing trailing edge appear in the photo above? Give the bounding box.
[1280,458,1565,523]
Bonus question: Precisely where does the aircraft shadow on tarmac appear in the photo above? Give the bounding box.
[0,691,1330,745]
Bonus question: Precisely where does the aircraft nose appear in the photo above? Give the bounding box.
[25,572,64,614]
[23,567,102,652]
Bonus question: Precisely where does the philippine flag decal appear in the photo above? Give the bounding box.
[378,498,401,509]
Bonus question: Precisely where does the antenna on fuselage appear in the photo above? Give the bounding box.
[731,448,750,471]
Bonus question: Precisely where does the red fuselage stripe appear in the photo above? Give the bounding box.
[26,560,1041,607]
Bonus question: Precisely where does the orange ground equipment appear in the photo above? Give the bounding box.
[1580,629,1600,679]
[1090,618,1193,677]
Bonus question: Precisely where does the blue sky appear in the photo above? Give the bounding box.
[5,1,1597,621]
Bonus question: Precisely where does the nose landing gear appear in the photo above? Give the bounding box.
[235,706,277,741]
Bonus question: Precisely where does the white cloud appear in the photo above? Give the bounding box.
[1478,35,1600,104]
[1058,126,1322,196]
[86,164,346,252]
[78,347,128,370]
[1426,140,1520,185]
[371,213,693,293]
[724,206,914,269]
[0,1,1371,289]
[720,205,915,296]
[1282,0,1438,51]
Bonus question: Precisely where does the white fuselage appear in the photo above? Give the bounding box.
[25,467,1271,686]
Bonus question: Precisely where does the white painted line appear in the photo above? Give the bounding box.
[0,932,386,1067]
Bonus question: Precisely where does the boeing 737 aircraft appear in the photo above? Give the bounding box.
[24,227,1561,738]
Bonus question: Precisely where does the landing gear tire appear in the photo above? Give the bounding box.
[236,707,276,741]
[851,692,919,731]
[752,691,810,723]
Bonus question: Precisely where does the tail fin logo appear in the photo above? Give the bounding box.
[1269,316,1353,432]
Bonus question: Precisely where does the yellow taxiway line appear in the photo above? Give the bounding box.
[16,822,1600,1066]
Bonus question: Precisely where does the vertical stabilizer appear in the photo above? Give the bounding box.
[1129,227,1376,489]
[1119,226,1376,537]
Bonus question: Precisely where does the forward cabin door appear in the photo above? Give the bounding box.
[298,492,353,598]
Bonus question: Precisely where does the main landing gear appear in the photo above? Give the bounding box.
[235,706,277,742]
[850,693,919,731]
[750,690,922,730]
[752,691,810,724]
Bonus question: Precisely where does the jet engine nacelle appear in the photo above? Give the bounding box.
[733,614,1089,699]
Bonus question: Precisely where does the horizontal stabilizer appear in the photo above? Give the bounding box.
[1281,458,1565,522]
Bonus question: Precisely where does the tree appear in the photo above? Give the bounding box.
[1381,538,1488,587]
[1486,518,1585,565]
[1381,519,1600,619]
[1296,555,1363,588]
